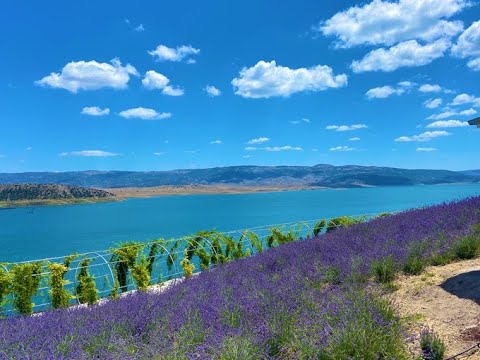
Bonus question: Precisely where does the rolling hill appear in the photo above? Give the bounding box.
[0,164,477,188]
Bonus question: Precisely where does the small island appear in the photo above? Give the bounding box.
[0,184,118,208]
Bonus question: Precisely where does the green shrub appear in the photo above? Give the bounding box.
[430,251,455,266]
[420,328,445,360]
[313,219,326,236]
[180,251,195,279]
[372,256,398,283]
[324,289,408,359]
[110,242,150,292]
[403,255,426,275]
[48,263,72,309]
[452,234,480,260]
[10,262,42,315]
[0,267,10,312]
[76,258,98,305]
[266,228,296,248]
[48,255,77,309]
[131,255,150,291]
[326,216,363,233]
[243,231,263,254]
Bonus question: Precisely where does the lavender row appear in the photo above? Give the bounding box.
[0,197,478,358]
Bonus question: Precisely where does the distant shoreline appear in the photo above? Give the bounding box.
[106,185,326,198]
[2,182,478,208]
[0,197,120,209]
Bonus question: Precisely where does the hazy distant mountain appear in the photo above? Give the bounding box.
[459,170,480,176]
[0,165,477,188]
[0,184,114,201]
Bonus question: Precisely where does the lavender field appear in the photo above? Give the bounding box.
[1,197,480,359]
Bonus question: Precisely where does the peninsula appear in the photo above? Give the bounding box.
[0,184,117,208]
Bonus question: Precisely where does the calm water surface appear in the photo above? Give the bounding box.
[1,184,480,262]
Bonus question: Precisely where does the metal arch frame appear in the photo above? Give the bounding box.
[149,241,180,285]
[73,251,115,305]
[231,229,257,256]
[196,235,219,270]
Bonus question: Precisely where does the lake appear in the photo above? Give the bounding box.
[1,183,480,262]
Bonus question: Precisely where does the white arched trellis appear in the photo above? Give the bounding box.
[73,251,116,304]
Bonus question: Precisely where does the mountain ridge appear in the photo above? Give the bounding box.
[0,164,478,188]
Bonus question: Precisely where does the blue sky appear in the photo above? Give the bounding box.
[0,0,479,172]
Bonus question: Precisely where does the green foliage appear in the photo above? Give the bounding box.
[267,227,296,248]
[420,329,445,360]
[217,336,260,360]
[372,256,398,283]
[76,259,98,305]
[324,290,408,359]
[195,247,210,270]
[131,255,150,291]
[209,235,227,265]
[326,216,363,233]
[313,219,326,236]
[452,233,480,260]
[48,255,77,309]
[48,263,71,309]
[110,242,150,292]
[429,252,455,266]
[166,240,180,272]
[180,250,195,279]
[0,267,11,312]
[243,231,263,254]
[110,270,120,300]
[146,242,160,276]
[403,255,426,275]
[10,262,42,315]
[376,212,392,218]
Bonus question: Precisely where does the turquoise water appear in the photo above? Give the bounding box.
[1,184,480,262]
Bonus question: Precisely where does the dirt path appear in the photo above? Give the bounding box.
[392,258,480,358]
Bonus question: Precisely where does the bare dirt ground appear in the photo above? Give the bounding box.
[393,258,480,358]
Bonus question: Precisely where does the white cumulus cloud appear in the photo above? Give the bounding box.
[452,20,480,58]
[427,107,477,119]
[148,44,200,63]
[36,58,138,93]
[210,140,222,144]
[330,146,355,152]
[81,106,110,116]
[395,130,451,142]
[423,98,443,109]
[247,137,270,145]
[326,124,368,132]
[349,137,361,141]
[449,93,480,107]
[419,84,442,93]
[351,39,450,73]
[263,146,303,152]
[142,70,184,96]
[60,150,119,157]
[318,0,467,48]
[366,86,404,99]
[426,120,469,128]
[204,85,221,97]
[231,60,347,98]
[119,107,171,120]
[416,147,437,152]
